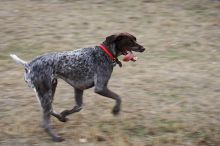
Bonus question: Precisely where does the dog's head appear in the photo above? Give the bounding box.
[103,33,145,59]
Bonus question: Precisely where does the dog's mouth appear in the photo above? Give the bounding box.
[122,49,137,62]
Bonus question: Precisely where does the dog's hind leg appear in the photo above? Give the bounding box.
[35,80,64,142]
[49,79,68,122]
[60,88,83,118]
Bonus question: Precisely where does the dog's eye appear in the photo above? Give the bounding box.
[130,39,136,43]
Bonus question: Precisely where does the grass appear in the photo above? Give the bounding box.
[0,43,43,59]
[0,0,220,146]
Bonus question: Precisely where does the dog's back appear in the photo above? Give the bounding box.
[10,47,113,90]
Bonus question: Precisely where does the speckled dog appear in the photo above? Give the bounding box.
[10,32,145,142]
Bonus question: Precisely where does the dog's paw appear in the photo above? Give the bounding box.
[58,116,68,122]
[52,113,68,122]
[52,136,65,142]
[60,106,82,117]
[112,106,120,115]
[60,110,70,117]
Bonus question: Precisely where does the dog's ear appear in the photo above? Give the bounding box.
[105,34,117,44]
[106,33,136,44]
[105,33,125,43]
[117,32,136,41]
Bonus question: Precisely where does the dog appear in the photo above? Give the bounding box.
[10,32,145,142]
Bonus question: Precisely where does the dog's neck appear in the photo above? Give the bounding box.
[102,42,118,58]
[101,42,122,67]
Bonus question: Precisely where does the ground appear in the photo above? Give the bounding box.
[0,0,220,146]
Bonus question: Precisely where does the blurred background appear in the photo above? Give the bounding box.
[0,0,220,145]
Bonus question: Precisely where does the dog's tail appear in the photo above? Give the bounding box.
[10,54,27,66]
[10,54,34,88]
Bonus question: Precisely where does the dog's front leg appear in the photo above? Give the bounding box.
[60,88,83,118]
[94,86,121,115]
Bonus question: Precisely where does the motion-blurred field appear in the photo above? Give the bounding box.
[0,0,220,145]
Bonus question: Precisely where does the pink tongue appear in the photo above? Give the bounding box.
[123,52,137,62]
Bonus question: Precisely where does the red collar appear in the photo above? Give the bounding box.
[99,44,115,61]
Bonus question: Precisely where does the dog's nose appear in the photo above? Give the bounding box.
[140,47,145,52]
